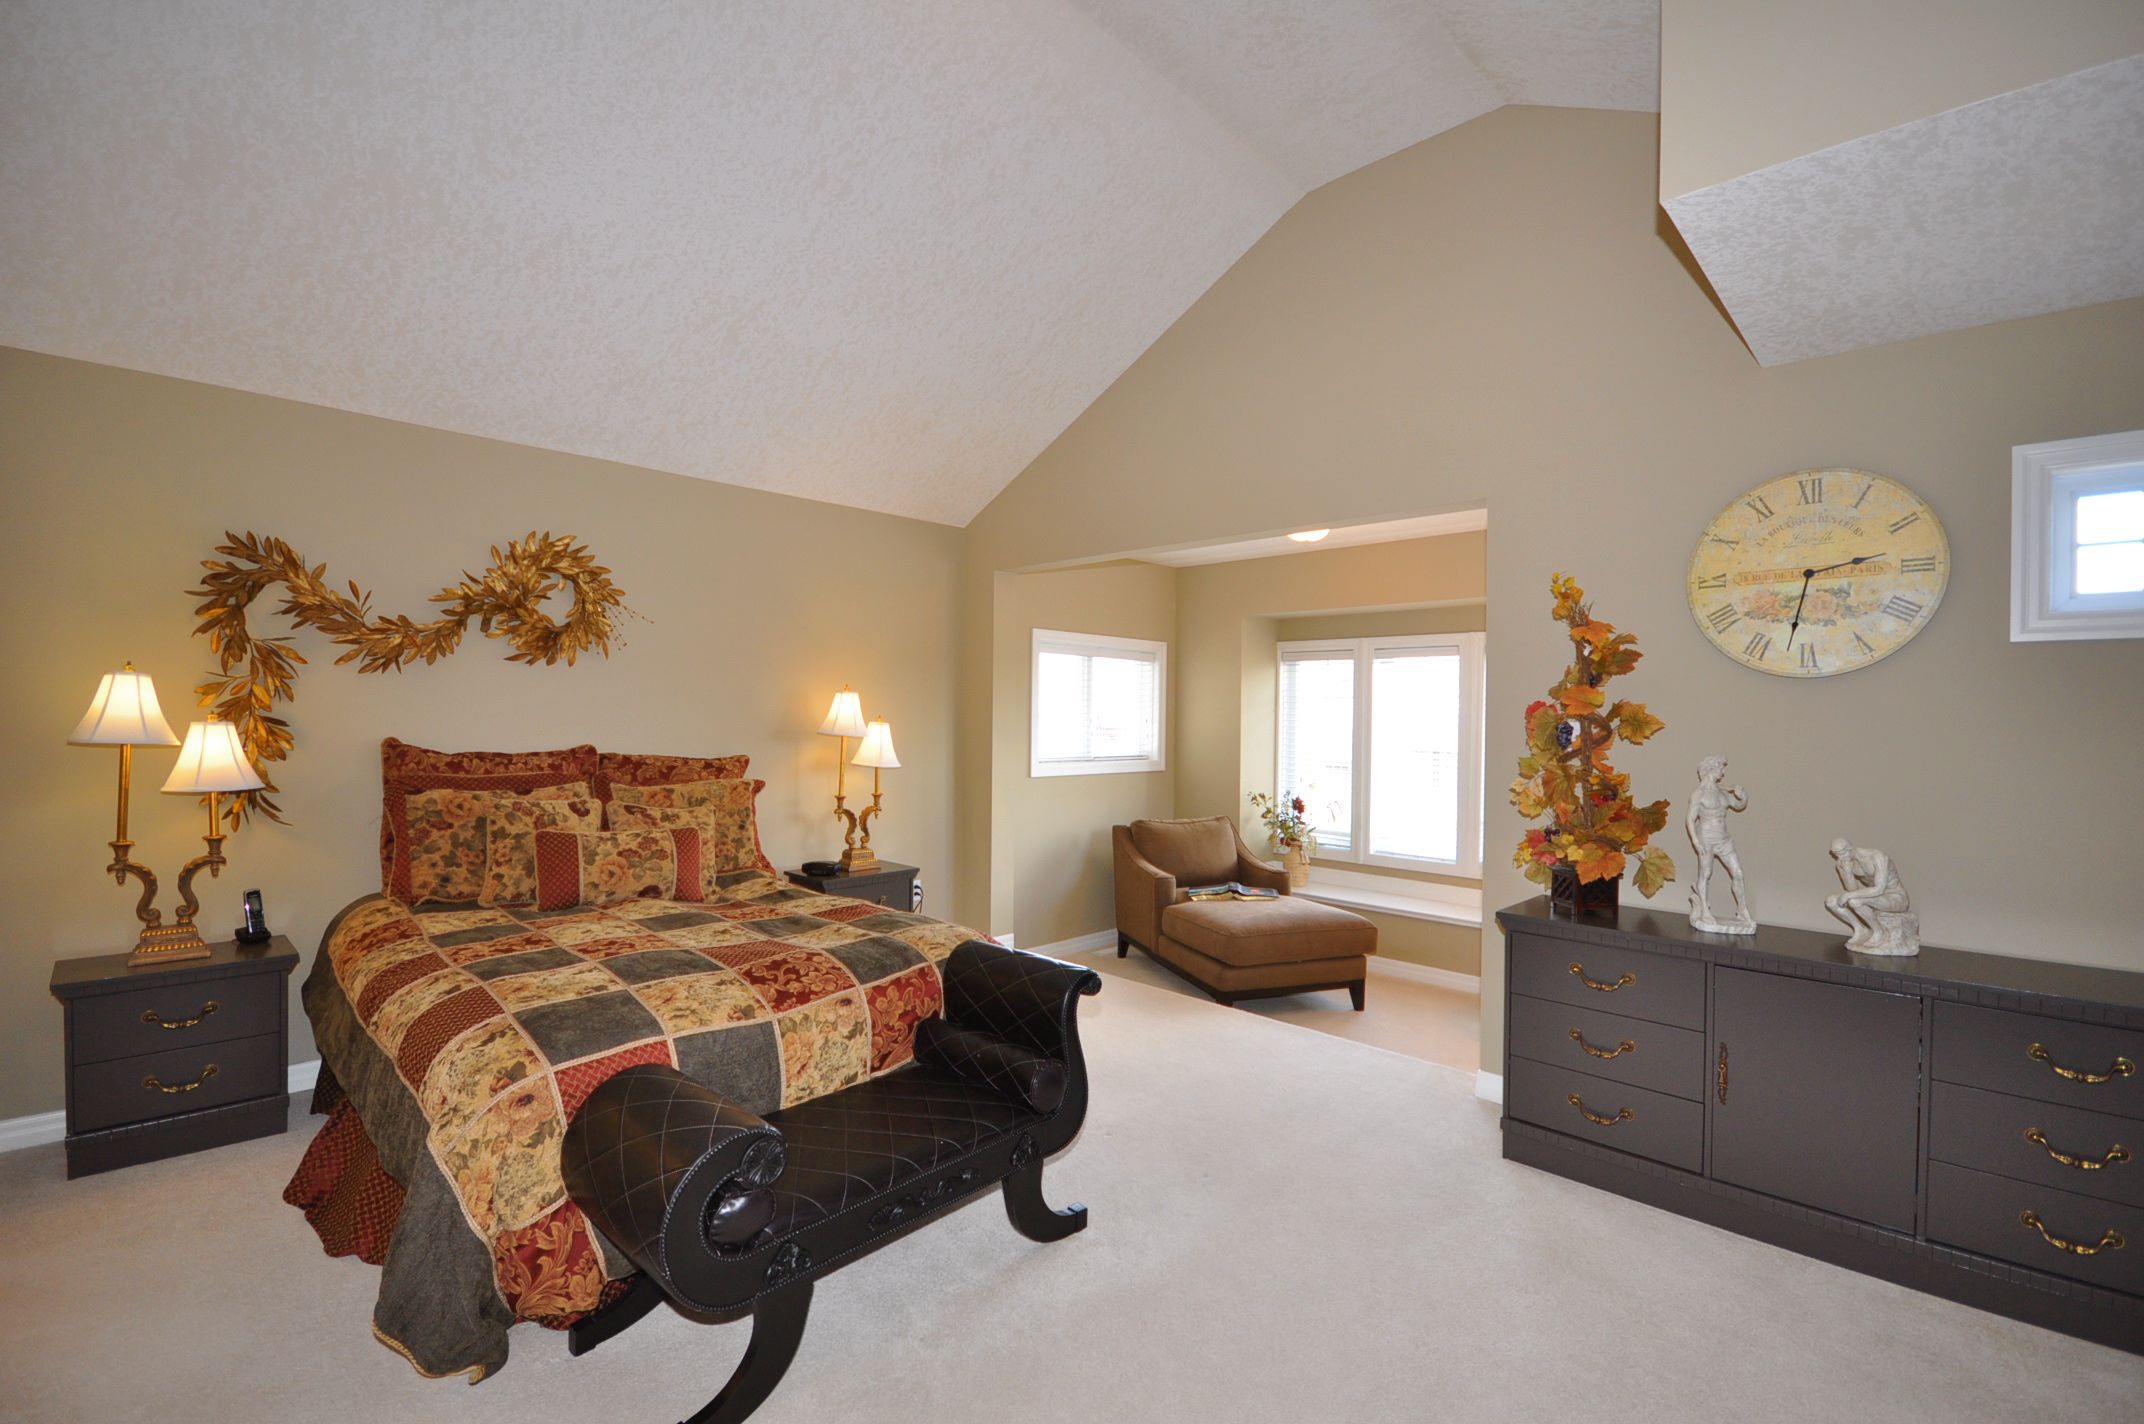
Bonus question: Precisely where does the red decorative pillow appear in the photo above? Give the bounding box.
[610,779,778,888]
[593,750,749,806]
[379,739,598,902]
[532,826,704,911]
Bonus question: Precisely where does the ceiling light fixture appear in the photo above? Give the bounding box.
[1287,529,1331,544]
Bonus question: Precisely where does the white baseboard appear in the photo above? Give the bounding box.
[1369,958,1481,994]
[1474,1070,1504,1105]
[0,1058,322,1156]
[1027,929,1119,957]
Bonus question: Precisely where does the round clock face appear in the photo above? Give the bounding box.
[1686,469,1950,677]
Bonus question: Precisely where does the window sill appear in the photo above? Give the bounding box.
[1295,871,1482,928]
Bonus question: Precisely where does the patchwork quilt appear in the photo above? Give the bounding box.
[296,870,983,1382]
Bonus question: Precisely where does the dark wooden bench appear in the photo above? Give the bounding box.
[561,940,1101,1424]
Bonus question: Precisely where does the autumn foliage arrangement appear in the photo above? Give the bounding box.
[1510,574,1675,898]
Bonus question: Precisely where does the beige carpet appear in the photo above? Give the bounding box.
[1084,946,1482,1072]
[2,972,2132,1424]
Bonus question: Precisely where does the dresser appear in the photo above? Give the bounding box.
[49,936,300,1178]
[1498,899,2144,1353]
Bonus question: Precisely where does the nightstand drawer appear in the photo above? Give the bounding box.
[70,1033,284,1134]
[68,971,284,1065]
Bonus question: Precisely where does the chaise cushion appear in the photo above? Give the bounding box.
[1129,817,1240,889]
[1162,896,1377,968]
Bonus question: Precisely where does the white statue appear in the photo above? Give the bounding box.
[1825,838,1919,956]
[1685,756,1755,934]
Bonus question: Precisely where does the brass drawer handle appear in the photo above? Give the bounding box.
[2027,1043,2135,1084]
[141,1000,218,1030]
[1567,1093,1634,1127]
[2024,1128,2131,1172]
[1569,963,1635,993]
[1717,1041,1730,1105]
[1568,1028,1635,1060]
[2018,1210,2125,1257]
[143,1064,219,1094]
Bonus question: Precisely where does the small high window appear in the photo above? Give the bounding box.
[1030,629,1167,776]
[2012,429,2144,641]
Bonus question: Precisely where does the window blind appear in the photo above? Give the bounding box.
[1277,650,1355,852]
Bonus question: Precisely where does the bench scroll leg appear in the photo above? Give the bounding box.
[681,1283,814,1424]
[1002,1155,1088,1243]
[568,1271,664,1357]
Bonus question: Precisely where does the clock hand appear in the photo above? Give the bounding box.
[1785,569,1813,649]
[1807,552,1885,577]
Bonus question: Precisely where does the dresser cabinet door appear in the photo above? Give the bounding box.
[1711,968,1923,1232]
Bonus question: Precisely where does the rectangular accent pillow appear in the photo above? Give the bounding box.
[609,778,778,887]
[380,738,598,901]
[532,826,704,911]
[475,791,604,906]
[402,782,593,904]
[593,751,749,805]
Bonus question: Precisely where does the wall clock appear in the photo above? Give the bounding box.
[1686,469,1950,677]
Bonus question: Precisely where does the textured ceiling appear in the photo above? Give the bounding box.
[0,1,1656,524]
[1664,55,2144,367]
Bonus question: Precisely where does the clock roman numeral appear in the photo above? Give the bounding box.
[1852,631,1876,656]
[1798,643,1819,671]
[1745,495,1775,520]
[1706,603,1741,633]
[1707,535,1741,548]
[1694,574,1727,591]
[1797,476,1824,505]
[1899,554,1938,574]
[1882,595,1925,622]
[1888,511,1920,534]
[1854,481,1875,508]
[1743,633,1771,661]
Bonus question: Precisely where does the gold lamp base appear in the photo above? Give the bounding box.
[129,921,213,966]
[838,845,881,875]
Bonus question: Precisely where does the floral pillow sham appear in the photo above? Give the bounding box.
[402,782,594,904]
[608,777,777,888]
[476,792,605,906]
[531,826,704,910]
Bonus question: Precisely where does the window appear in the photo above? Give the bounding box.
[2012,429,2144,641]
[1030,629,1166,776]
[1277,633,1485,875]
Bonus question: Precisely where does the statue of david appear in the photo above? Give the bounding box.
[1686,756,1755,934]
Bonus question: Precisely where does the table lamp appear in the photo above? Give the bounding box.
[841,719,900,874]
[817,685,869,861]
[68,663,183,959]
[154,718,267,962]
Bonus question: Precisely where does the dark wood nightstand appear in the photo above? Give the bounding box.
[787,862,919,912]
[49,935,300,1178]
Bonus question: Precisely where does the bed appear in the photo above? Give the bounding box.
[283,741,996,1383]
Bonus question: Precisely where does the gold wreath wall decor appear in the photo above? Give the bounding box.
[190,530,632,829]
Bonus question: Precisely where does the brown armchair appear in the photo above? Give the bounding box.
[1112,816,1375,1010]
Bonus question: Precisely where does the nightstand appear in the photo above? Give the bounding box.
[49,935,300,1178]
[787,861,919,912]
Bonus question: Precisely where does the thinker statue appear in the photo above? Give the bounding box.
[1826,838,1919,956]
[1685,756,1755,934]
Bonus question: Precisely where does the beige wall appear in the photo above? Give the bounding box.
[1659,0,2144,198]
[962,106,2144,1071]
[0,348,964,1121]
[989,561,1177,948]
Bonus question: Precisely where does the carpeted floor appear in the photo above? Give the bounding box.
[2,971,2133,1424]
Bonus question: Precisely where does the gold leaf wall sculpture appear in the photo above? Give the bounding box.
[190,530,632,828]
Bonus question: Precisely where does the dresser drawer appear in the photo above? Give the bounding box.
[1932,1002,2144,1116]
[1506,1057,1704,1172]
[1508,992,1707,1101]
[1928,1161,2143,1297]
[69,1033,284,1134]
[1509,932,1705,1029]
[67,970,283,1065]
[1930,1082,2144,1210]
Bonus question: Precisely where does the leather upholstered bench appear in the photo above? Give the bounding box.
[560,940,1101,1424]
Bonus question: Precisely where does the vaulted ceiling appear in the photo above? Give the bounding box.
[0,1,1655,524]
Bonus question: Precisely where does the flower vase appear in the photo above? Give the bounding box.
[1282,845,1310,888]
[1548,864,1619,918]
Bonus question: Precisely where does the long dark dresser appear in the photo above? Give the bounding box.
[1497,898,2144,1353]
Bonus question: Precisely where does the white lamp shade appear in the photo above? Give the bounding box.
[161,720,267,794]
[818,687,868,739]
[68,667,181,746]
[850,719,900,770]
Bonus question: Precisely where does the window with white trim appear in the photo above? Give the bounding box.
[1276,633,1485,876]
[1030,629,1167,776]
[2012,429,2144,641]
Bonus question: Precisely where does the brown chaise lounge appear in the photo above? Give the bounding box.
[1112,816,1377,1010]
